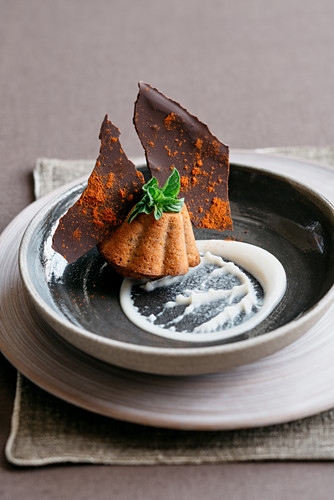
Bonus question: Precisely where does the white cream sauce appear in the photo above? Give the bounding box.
[120,240,287,343]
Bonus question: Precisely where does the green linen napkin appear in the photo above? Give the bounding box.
[5,146,334,466]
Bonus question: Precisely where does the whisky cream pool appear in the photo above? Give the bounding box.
[120,240,287,343]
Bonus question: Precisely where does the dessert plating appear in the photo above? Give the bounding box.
[52,82,233,280]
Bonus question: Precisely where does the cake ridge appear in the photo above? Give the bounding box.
[98,204,200,279]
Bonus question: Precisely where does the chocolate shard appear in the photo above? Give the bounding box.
[52,115,144,263]
[133,82,233,231]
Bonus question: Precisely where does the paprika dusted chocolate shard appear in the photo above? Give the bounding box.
[52,115,144,263]
[134,82,233,231]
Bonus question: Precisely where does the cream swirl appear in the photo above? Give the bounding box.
[120,240,287,343]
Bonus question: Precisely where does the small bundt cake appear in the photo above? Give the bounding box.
[98,204,200,279]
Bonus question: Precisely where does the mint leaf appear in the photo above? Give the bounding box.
[162,199,184,213]
[162,168,181,198]
[154,205,164,220]
[146,187,156,205]
[142,177,158,192]
[128,198,153,223]
[148,186,165,204]
[128,168,184,223]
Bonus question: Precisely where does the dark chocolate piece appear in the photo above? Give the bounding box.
[133,82,232,231]
[52,115,144,263]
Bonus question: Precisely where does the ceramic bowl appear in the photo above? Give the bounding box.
[18,162,334,375]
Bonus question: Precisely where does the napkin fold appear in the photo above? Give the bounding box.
[6,146,334,466]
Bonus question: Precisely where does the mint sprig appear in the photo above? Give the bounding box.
[128,168,184,223]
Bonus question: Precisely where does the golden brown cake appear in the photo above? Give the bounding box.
[98,204,200,279]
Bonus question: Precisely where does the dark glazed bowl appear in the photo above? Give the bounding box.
[18,162,334,375]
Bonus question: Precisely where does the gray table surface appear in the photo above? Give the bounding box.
[1,0,334,498]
